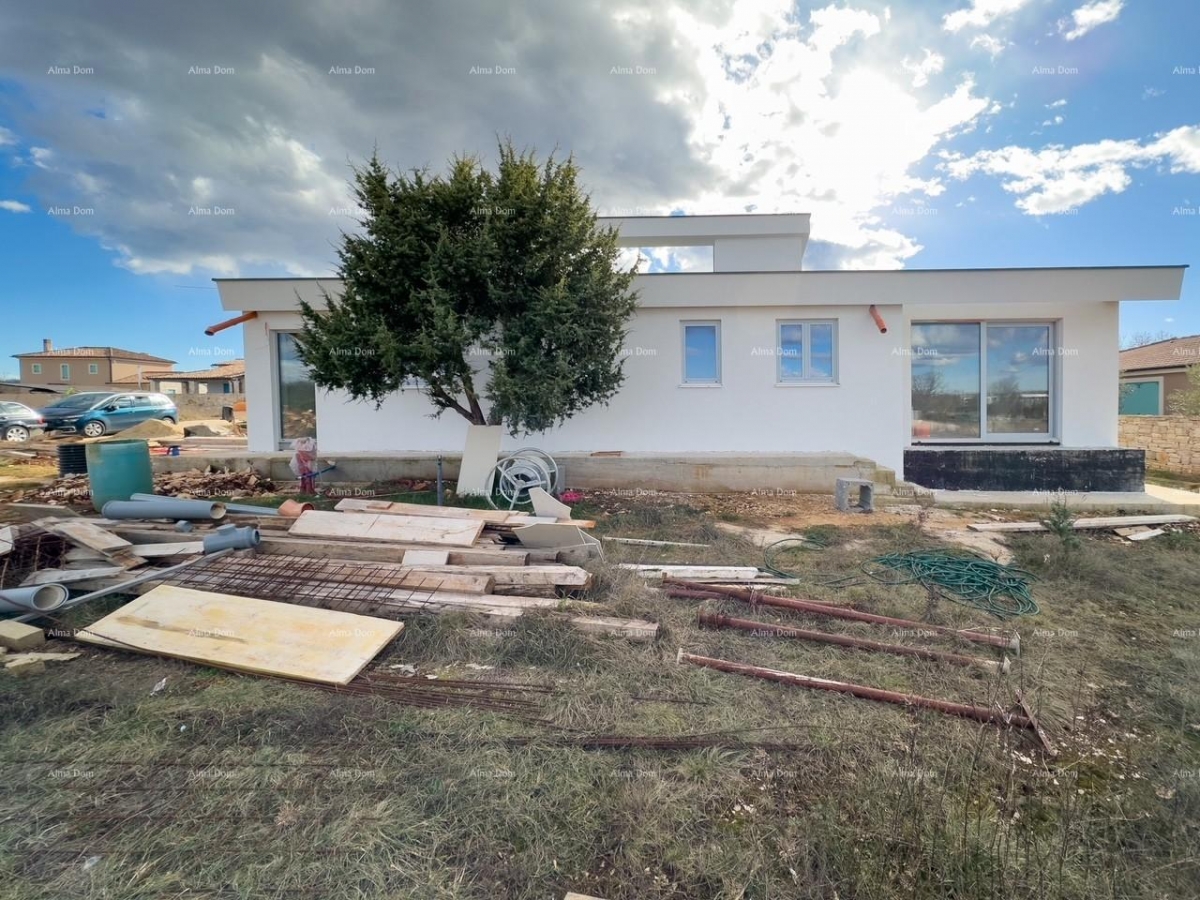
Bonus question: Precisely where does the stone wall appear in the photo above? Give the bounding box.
[1119,415,1200,476]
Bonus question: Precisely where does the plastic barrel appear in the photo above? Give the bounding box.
[57,444,88,476]
[85,440,154,513]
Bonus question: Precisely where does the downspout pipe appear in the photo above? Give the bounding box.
[204,311,257,336]
[0,584,69,614]
[868,304,888,333]
[102,499,227,521]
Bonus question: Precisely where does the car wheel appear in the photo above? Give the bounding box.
[161,416,176,425]
[3,425,30,442]
[81,421,106,437]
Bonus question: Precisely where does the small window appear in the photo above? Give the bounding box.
[60,364,70,380]
[682,321,721,384]
[31,363,42,375]
[777,320,837,383]
[88,363,99,375]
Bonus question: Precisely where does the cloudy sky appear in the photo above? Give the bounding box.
[0,0,1197,372]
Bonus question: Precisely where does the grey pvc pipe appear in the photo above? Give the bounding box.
[130,493,280,518]
[10,548,236,624]
[0,584,69,614]
[202,525,261,553]
[102,499,227,521]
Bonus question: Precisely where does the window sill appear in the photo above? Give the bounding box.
[775,381,839,387]
[678,383,723,388]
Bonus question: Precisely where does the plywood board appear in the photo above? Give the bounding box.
[335,498,512,523]
[77,585,403,685]
[38,519,146,568]
[289,510,485,547]
[256,536,526,566]
[457,425,504,496]
[529,487,573,520]
[515,523,602,553]
[400,549,451,566]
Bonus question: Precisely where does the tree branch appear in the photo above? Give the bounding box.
[426,381,477,423]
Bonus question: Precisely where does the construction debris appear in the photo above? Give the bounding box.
[7,468,277,506]
[0,620,46,651]
[968,514,1195,533]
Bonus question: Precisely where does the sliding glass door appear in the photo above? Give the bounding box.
[277,333,317,445]
[912,322,1054,441]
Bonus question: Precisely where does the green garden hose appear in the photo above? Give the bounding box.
[763,541,1039,620]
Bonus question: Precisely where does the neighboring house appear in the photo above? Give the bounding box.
[1118,334,1200,415]
[13,340,176,390]
[112,361,246,395]
[212,214,1187,491]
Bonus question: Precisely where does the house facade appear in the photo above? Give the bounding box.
[213,214,1186,491]
[13,341,176,390]
[1118,335,1200,415]
[114,361,246,395]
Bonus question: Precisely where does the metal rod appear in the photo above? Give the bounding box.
[677,650,1032,729]
[698,610,1008,673]
[664,578,1020,654]
[436,456,444,506]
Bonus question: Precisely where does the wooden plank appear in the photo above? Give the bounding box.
[601,537,708,548]
[619,564,761,581]
[335,498,513,523]
[38,519,147,568]
[1127,528,1166,542]
[6,503,81,523]
[22,566,127,586]
[130,542,206,558]
[0,621,46,651]
[566,616,658,642]
[184,556,496,595]
[969,514,1195,533]
[256,536,526,566]
[401,549,450,566]
[76,585,403,685]
[405,564,592,588]
[64,547,108,562]
[289,510,485,548]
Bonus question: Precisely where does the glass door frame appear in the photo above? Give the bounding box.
[910,319,1060,444]
[272,331,318,451]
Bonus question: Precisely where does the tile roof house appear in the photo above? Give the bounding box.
[113,361,246,395]
[1119,334,1200,415]
[212,213,1187,492]
[13,340,176,390]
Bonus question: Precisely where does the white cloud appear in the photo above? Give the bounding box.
[1059,0,1124,40]
[944,0,1033,33]
[1046,98,1067,108]
[944,125,1200,214]
[0,199,31,213]
[0,126,17,146]
[903,49,945,87]
[1041,115,1064,126]
[970,34,1009,57]
[1143,87,1165,100]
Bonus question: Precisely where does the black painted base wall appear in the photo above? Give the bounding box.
[904,447,1145,492]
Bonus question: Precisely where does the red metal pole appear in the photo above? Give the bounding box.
[677,650,1032,729]
[663,578,1019,654]
[698,611,1008,673]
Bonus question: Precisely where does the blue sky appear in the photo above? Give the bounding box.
[0,0,1197,379]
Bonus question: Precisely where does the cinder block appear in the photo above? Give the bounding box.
[835,478,875,513]
[0,621,46,652]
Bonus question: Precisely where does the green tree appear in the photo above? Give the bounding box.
[1168,364,1200,415]
[296,141,639,435]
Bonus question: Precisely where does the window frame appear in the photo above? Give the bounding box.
[910,319,1059,444]
[776,319,839,385]
[60,363,70,380]
[31,363,41,375]
[88,363,99,375]
[680,320,722,386]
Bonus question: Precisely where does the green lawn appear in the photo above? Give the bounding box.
[1,498,1198,899]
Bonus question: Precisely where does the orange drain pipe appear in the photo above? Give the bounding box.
[677,650,1032,729]
[868,304,888,333]
[205,310,258,336]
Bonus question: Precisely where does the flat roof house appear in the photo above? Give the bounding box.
[213,214,1186,492]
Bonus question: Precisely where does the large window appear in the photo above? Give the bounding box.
[778,320,837,383]
[682,321,721,384]
[276,333,317,442]
[912,322,1053,441]
[60,364,70,380]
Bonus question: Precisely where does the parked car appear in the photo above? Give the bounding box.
[39,392,179,438]
[0,401,46,442]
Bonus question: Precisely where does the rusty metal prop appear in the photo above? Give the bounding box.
[698,610,1009,674]
[663,578,1020,654]
[677,650,1033,730]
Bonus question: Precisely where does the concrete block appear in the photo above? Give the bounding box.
[835,478,875,512]
[0,620,46,651]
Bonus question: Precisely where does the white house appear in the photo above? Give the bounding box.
[212,214,1186,492]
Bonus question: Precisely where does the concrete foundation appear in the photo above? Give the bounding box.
[904,447,1145,493]
[152,451,896,494]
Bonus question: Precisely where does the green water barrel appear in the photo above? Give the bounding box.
[85,440,154,513]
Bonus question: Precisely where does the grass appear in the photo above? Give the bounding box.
[2,498,1199,899]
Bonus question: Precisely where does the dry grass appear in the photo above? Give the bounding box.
[1,497,1198,899]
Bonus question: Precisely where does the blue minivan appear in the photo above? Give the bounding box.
[40,392,179,438]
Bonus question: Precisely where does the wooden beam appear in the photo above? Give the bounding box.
[130,542,206,558]
[255,536,527,566]
[289,510,485,547]
[22,566,127,586]
[404,564,592,588]
[620,564,761,581]
[601,537,707,548]
[35,519,146,569]
[969,514,1195,533]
